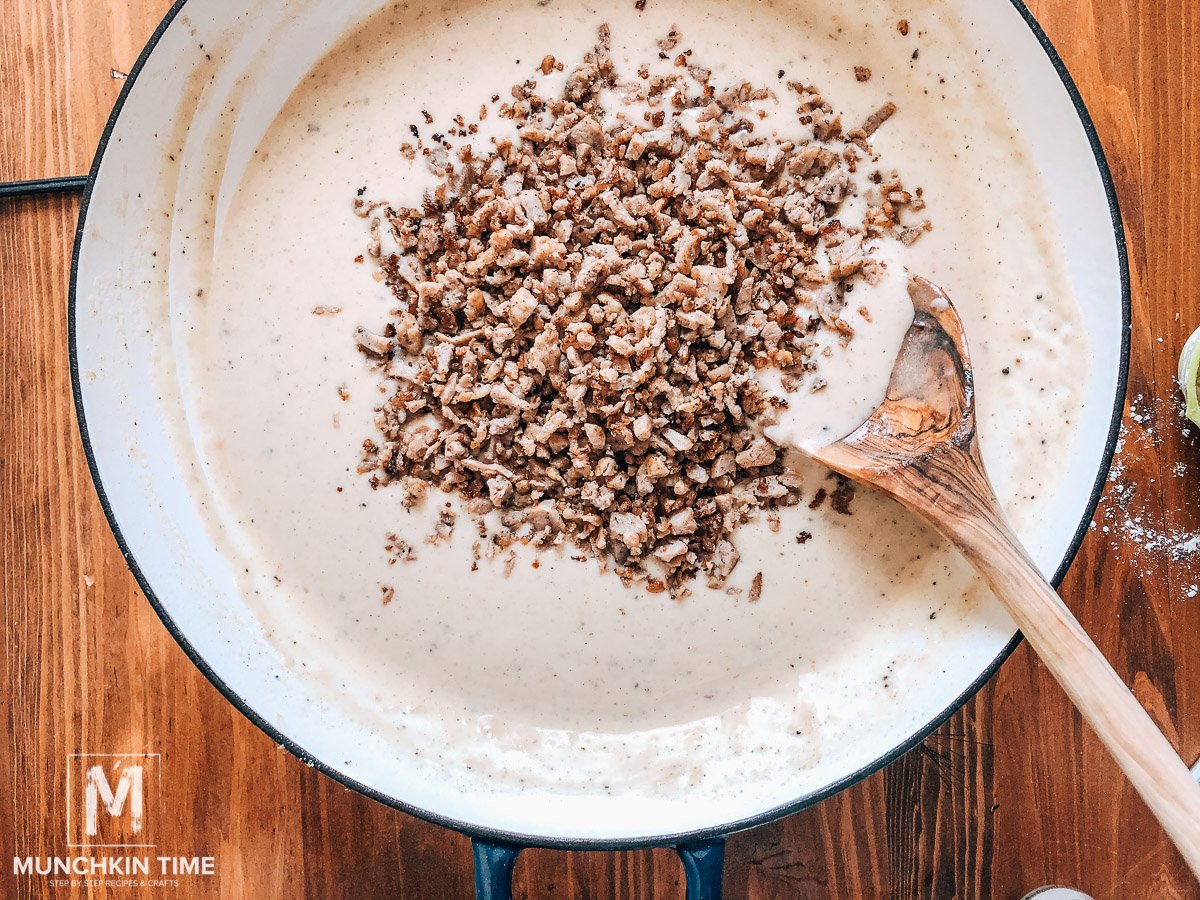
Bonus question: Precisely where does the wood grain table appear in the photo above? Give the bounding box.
[3,1,1199,897]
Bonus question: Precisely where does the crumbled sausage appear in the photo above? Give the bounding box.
[357,26,917,592]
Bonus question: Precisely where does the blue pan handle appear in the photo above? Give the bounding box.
[471,836,725,899]
[677,839,726,899]
[472,840,521,900]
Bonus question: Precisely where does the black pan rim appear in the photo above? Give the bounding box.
[68,0,1131,852]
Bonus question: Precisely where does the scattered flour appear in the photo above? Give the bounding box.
[1096,388,1200,595]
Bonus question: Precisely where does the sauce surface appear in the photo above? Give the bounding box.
[169,0,1088,799]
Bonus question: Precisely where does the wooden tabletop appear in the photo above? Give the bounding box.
[3,1,1198,897]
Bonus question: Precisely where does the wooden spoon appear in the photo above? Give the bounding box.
[802,275,1200,877]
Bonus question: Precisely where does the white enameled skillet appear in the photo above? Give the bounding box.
[68,1,1127,895]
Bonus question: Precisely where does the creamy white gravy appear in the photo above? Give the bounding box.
[169,0,1087,798]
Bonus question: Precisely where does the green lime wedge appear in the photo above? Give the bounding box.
[1181,326,1200,427]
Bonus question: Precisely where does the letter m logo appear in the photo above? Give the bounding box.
[68,754,159,847]
[86,764,142,835]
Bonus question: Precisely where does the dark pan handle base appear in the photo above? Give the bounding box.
[471,836,725,899]
[677,839,725,899]
[473,840,522,900]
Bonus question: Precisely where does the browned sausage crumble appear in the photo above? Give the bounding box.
[354,26,927,594]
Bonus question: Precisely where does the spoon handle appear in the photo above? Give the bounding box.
[951,510,1200,878]
[807,274,1200,873]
